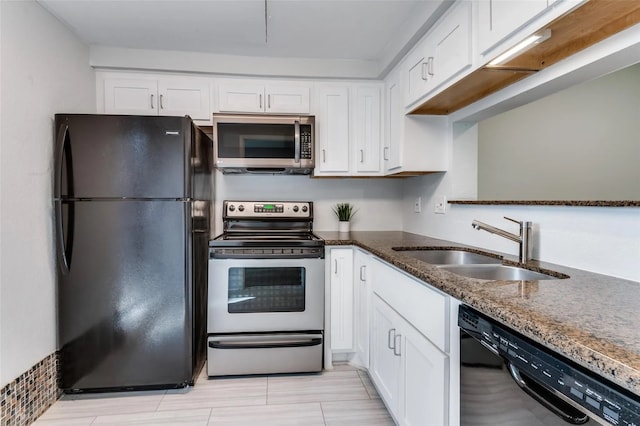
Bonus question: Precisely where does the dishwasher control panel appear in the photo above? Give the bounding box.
[459,306,640,426]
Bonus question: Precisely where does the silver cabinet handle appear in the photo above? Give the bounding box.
[259,93,263,109]
[322,149,326,163]
[334,259,338,274]
[421,62,428,80]
[360,149,364,163]
[268,94,271,109]
[360,265,366,282]
[384,146,389,161]
[427,57,434,77]
[388,328,396,349]
[159,94,164,109]
[150,94,155,109]
[393,334,402,356]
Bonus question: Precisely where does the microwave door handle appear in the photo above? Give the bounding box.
[294,120,301,163]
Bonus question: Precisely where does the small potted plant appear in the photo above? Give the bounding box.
[333,202,358,233]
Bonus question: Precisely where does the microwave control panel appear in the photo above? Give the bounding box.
[300,125,313,159]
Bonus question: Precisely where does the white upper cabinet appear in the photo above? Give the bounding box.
[315,84,351,174]
[314,82,383,177]
[406,0,473,108]
[101,74,211,121]
[384,66,450,175]
[217,79,311,114]
[353,85,382,174]
[384,70,404,173]
[477,0,548,57]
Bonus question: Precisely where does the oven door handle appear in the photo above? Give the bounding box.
[507,362,590,425]
[209,334,322,350]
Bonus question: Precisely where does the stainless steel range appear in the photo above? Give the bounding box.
[207,200,325,376]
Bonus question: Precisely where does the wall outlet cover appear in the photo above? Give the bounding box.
[414,197,421,213]
[435,195,447,214]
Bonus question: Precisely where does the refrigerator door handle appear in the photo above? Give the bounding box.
[54,122,69,199]
[54,121,74,273]
[55,200,73,274]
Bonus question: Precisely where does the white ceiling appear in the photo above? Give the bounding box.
[38,0,450,76]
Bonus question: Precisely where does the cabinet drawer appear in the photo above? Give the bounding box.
[372,259,448,352]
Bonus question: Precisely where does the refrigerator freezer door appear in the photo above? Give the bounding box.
[57,199,193,391]
[54,114,190,200]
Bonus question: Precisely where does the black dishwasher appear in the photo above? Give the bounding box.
[458,305,640,425]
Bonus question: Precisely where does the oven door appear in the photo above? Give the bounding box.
[208,257,324,333]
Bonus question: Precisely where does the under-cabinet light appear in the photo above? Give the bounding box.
[487,29,552,67]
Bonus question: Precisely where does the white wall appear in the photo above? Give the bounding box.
[0,1,95,387]
[477,64,640,200]
[401,134,640,283]
[214,172,404,235]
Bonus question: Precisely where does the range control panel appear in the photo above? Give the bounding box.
[459,306,640,426]
[223,201,312,219]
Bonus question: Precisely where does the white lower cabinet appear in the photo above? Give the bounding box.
[369,257,450,425]
[353,248,372,368]
[401,315,448,426]
[327,247,454,425]
[329,247,354,352]
[371,294,448,425]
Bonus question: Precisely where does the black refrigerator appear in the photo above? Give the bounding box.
[53,114,212,393]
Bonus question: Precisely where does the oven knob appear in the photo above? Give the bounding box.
[293,205,299,212]
[302,205,308,213]
[228,205,235,212]
[238,205,245,212]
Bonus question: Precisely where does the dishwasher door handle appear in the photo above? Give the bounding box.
[507,362,589,425]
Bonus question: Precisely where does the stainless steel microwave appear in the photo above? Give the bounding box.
[212,113,315,174]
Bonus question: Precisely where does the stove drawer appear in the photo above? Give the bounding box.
[207,332,323,376]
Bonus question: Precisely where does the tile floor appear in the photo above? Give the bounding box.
[34,364,394,425]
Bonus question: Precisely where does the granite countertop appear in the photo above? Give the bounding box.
[317,230,640,398]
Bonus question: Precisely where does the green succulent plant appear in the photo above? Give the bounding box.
[333,203,358,221]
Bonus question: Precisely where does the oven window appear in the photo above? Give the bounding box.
[227,267,305,313]
[217,123,295,158]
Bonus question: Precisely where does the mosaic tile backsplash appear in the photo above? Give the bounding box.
[0,352,60,426]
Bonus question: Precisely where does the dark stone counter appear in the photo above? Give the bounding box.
[318,230,640,397]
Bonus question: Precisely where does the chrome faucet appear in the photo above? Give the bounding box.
[471,217,533,263]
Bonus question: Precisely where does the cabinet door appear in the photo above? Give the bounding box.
[401,322,448,426]
[158,78,211,120]
[217,82,264,112]
[315,85,350,173]
[431,1,472,90]
[265,85,311,114]
[353,249,371,367]
[384,73,403,172]
[353,86,382,174]
[329,248,354,352]
[370,295,402,419]
[104,78,158,115]
[406,40,432,107]
[478,0,548,56]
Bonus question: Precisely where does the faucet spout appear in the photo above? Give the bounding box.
[471,217,533,263]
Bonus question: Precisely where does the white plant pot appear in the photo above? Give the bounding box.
[338,221,350,233]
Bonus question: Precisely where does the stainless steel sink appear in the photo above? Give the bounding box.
[394,249,502,265]
[437,264,561,281]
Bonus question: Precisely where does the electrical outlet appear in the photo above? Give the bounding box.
[434,195,447,214]
[414,197,421,213]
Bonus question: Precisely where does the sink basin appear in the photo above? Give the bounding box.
[438,264,562,281]
[394,249,502,265]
